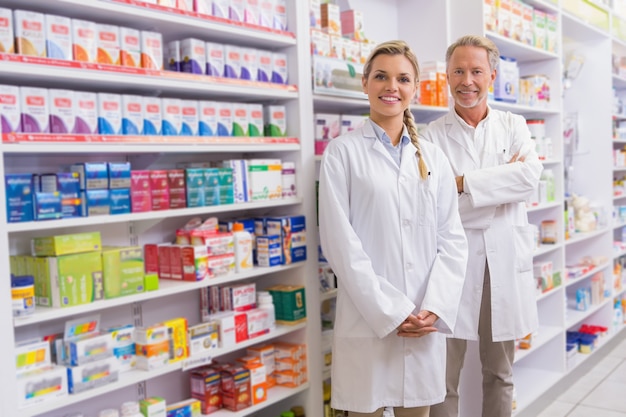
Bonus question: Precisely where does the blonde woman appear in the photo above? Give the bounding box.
[318,40,468,417]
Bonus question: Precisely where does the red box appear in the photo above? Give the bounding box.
[157,244,171,279]
[234,312,248,343]
[144,243,159,275]
[181,245,208,281]
[169,245,183,280]
[220,365,251,411]
[168,169,187,209]
[190,367,222,414]
[130,170,152,212]
[150,170,170,210]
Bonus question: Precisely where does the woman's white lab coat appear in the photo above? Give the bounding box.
[420,108,543,342]
[318,120,468,413]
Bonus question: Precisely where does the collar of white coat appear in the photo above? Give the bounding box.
[368,118,411,148]
[443,105,493,165]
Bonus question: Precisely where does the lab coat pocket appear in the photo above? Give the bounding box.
[417,176,436,226]
[513,225,534,273]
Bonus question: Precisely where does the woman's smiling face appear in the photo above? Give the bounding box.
[362,53,418,124]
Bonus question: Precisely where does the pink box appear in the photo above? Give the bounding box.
[130,170,152,212]
[150,170,170,210]
[315,139,330,155]
[168,169,186,209]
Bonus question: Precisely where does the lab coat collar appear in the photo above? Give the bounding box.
[444,106,492,166]
[365,119,417,165]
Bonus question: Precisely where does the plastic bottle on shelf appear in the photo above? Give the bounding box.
[232,222,253,272]
[257,290,276,331]
[541,168,555,202]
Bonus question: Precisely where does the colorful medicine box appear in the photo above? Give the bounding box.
[102,246,145,298]
[54,250,104,307]
[266,215,307,264]
[268,284,307,324]
[32,231,102,256]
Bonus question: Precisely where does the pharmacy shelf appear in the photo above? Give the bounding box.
[5,197,302,233]
[16,322,307,417]
[485,31,559,62]
[565,228,610,246]
[565,261,611,287]
[614,74,626,89]
[566,297,613,328]
[533,243,561,257]
[512,368,563,415]
[13,263,304,328]
[0,0,296,49]
[0,139,300,153]
[513,325,562,363]
[210,383,310,417]
[0,55,298,101]
[527,201,562,213]
[536,284,563,302]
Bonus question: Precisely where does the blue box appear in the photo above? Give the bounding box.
[84,189,110,216]
[70,162,109,190]
[494,56,518,103]
[266,215,307,264]
[256,234,281,267]
[34,192,62,221]
[58,172,82,218]
[110,188,131,215]
[108,162,132,189]
[5,173,34,223]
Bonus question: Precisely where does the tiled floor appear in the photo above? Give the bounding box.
[536,337,626,417]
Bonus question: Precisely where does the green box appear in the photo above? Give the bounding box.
[32,231,102,257]
[102,246,145,298]
[144,273,159,291]
[269,284,307,324]
[55,251,103,307]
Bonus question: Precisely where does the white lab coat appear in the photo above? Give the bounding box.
[318,120,468,412]
[420,108,543,341]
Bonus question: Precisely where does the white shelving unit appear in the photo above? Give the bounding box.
[0,1,321,417]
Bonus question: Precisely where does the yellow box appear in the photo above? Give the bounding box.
[32,231,102,257]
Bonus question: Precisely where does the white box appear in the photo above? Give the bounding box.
[96,23,120,65]
[0,7,13,54]
[0,84,21,133]
[198,100,218,136]
[44,14,71,60]
[97,92,122,135]
[74,91,98,134]
[14,10,45,57]
[143,96,162,135]
[20,86,49,133]
[205,41,224,77]
[224,45,242,79]
[248,159,282,200]
[48,89,76,134]
[209,310,235,348]
[121,94,144,135]
[181,99,199,136]
[161,98,182,136]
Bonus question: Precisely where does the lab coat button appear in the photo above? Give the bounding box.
[403,219,411,226]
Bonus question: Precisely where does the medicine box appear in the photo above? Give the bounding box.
[140,397,167,417]
[256,234,281,267]
[130,170,152,212]
[166,398,201,417]
[66,331,114,366]
[266,215,307,264]
[5,173,34,223]
[108,161,131,189]
[70,162,109,190]
[14,10,46,57]
[187,321,218,356]
[190,367,222,415]
[268,284,306,324]
[32,231,102,256]
[16,365,68,409]
[220,365,251,411]
[33,192,62,221]
[106,324,136,372]
[56,250,103,307]
[0,7,13,54]
[102,246,145,298]
[168,169,187,209]
[85,189,111,216]
[67,356,119,394]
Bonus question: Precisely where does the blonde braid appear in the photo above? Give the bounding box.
[403,108,428,179]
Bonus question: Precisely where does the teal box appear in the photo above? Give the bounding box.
[5,173,34,223]
[110,188,131,215]
[185,168,206,208]
[203,168,220,206]
[218,167,234,205]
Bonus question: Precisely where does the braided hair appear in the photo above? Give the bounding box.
[363,40,428,179]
